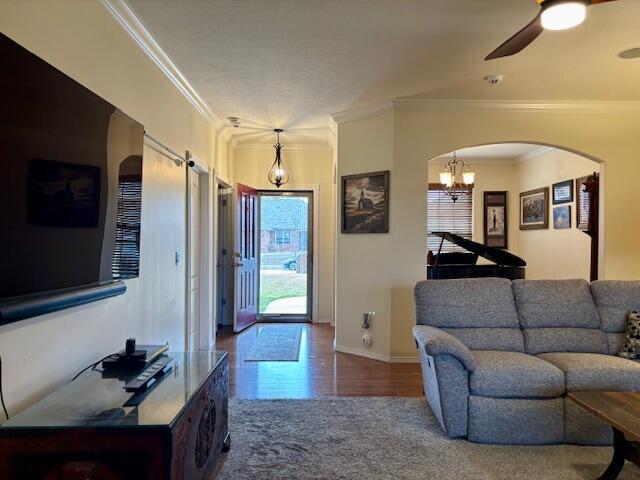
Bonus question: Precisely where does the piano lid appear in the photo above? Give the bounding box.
[431,232,526,267]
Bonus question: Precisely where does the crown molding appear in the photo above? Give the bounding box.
[514,146,555,164]
[233,143,332,152]
[393,98,640,114]
[429,156,519,166]
[331,101,393,124]
[101,0,220,126]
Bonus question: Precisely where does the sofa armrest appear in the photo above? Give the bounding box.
[412,325,477,372]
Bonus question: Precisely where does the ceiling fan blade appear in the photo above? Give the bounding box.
[485,13,543,60]
[590,0,617,4]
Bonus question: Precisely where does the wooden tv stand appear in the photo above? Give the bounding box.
[0,351,229,480]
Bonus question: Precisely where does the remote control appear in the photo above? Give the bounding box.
[124,355,173,392]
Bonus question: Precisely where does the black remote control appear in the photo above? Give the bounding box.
[124,355,173,392]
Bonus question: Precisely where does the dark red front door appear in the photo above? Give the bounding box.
[234,183,258,332]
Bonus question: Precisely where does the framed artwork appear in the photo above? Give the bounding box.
[576,175,590,231]
[483,191,508,249]
[27,159,101,228]
[341,170,390,234]
[519,187,549,230]
[552,179,574,205]
[553,205,572,229]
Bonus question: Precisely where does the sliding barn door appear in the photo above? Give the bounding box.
[233,183,258,332]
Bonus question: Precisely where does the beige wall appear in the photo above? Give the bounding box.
[335,102,640,362]
[336,112,394,360]
[516,149,599,280]
[233,147,335,323]
[0,1,222,414]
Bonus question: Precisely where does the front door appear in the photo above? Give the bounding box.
[233,183,258,332]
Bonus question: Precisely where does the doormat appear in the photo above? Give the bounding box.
[244,324,303,362]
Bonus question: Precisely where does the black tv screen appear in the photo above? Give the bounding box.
[0,33,144,301]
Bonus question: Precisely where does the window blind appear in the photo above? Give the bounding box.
[112,177,142,279]
[427,183,473,253]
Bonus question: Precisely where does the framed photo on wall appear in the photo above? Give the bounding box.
[552,179,574,205]
[519,187,549,230]
[483,191,508,249]
[341,170,390,234]
[553,205,571,229]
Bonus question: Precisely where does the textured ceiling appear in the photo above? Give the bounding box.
[125,0,640,145]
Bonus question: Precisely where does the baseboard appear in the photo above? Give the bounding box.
[334,344,390,363]
[388,356,420,364]
[333,344,420,363]
[313,317,333,324]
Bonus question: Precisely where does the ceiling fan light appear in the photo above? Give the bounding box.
[541,2,587,31]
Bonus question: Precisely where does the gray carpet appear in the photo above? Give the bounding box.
[214,397,640,480]
[245,324,302,361]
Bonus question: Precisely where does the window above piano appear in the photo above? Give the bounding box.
[427,183,473,254]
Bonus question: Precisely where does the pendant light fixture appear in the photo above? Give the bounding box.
[439,151,475,202]
[268,128,289,188]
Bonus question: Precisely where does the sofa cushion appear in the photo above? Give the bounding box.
[442,327,525,352]
[591,281,640,332]
[414,278,520,329]
[523,328,609,355]
[513,279,608,354]
[512,279,600,328]
[537,352,640,391]
[469,351,565,398]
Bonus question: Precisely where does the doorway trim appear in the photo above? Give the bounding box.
[185,155,214,351]
[213,176,234,336]
[253,184,320,323]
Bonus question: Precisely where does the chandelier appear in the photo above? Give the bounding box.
[439,151,475,202]
[267,128,289,188]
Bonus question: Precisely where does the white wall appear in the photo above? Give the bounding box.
[516,149,600,280]
[233,146,335,324]
[0,1,224,414]
[335,101,640,362]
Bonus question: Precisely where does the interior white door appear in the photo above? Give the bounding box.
[188,169,201,351]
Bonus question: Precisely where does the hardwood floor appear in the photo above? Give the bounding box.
[215,323,423,399]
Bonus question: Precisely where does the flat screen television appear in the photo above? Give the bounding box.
[0,33,144,322]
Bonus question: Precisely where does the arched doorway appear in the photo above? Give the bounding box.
[426,143,603,281]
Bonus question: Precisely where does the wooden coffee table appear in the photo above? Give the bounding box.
[569,391,640,480]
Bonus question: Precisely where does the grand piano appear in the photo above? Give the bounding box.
[427,231,526,280]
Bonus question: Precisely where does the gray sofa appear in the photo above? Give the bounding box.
[412,278,640,445]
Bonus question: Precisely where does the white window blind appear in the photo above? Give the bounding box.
[427,183,473,253]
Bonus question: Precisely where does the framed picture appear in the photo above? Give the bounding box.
[27,159,101,228]
[519,187,549,230]
[341,170,390,234]
[483,191,508,249]
[576,175,590,231]
[553,205,572,229]
[552,179,574,205]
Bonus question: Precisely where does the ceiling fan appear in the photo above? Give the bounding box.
[485,0,617,61]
